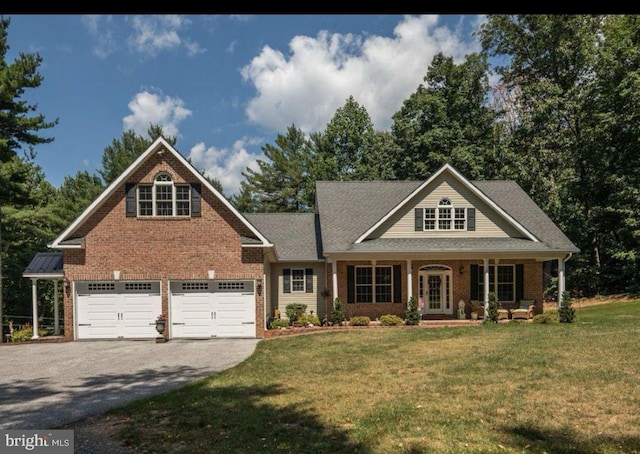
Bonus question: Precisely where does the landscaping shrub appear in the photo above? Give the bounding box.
[270,318,290,329]
[485,291,499,323]
[559,290,576,323]
[379,314,404,326]
[285,303,308,323]
[348,316,371,326]
[10,323,49,342]
[297,314,321,326]
[405,296,420,325]
[533,311,560,324]
[330,298,345,326]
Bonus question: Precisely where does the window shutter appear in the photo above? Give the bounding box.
[347,265,355,304]
[191,183,202,217]
[414,208,424,231]
[305,268,313,293]
[125,183,136,217]
[283,268,291,293]
[467,208,475,231]
[470,264,478,300]
[516,264,524,301]
[393,264,402,303]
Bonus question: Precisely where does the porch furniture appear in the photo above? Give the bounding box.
[469,300,484,319]
[497,306,510,321]
[510,299,535,320]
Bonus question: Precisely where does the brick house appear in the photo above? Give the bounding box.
[39,137,577,340]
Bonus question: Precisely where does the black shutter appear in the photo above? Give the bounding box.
[393,264,402,303]
[305,268,313,293]
[191,183,202,217]
[467,208,475,231]
[125,183,136,217]
[470,264,478,300]
[347,265,355,304]
[414,208,424,231]
[516,264,524,301]
[283,268,291,293]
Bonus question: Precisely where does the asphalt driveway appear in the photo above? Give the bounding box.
[0,339,259,430]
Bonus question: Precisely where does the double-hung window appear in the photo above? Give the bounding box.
[138,173,190,217]
[476,265,515,302]
[423,198,466,230]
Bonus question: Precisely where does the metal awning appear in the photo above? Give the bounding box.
[22,252,64,279]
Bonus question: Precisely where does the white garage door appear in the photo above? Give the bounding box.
[170,280,255,338]
[76,281,161,339]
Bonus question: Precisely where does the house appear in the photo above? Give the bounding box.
[39,137,577,341]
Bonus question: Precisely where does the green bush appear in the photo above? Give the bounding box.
[10,324,49,342]
[270,318,290,329]
[379,314,404,326]
[533,311,560,324]
[405,296,420,325]
[297,314,321,326]
[485,292,499,323]
[285,303,307,323]
[559,290,576,323]
[330,298,345,326]
[348,316,371,326]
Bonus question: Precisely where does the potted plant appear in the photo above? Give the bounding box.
[155,314,167,335]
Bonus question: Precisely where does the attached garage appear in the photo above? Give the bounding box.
[75,281,161,340]
[170,280,256,338]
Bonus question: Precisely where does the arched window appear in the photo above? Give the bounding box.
[438,198,452,230]
[137,173,191,217]
[422,198,466,230]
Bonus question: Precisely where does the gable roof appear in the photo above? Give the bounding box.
[49,137,271,249]
[355,164,538,243]
[245,213,323,261]
[316,169,578,255]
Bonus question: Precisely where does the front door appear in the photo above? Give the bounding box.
[418,267,453,315]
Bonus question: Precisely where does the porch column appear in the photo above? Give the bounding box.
[31,279,39,340]
[332,260,338,303]
[371,260,376,304]
[558,257,566,308]
[483,258,490,316]
[406,260,413,300]
[54,280,60,335]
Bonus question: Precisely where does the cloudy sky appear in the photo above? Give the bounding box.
[6,14,482,196]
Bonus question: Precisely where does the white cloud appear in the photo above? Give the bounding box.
[229,15,254,22]
[128,15,205,57]
[188,138,264,196]
[241,14,481,133]
[227,40,237,54]
[123,91,192,137]
[82,15,116,58]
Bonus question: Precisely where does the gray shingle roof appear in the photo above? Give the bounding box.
[23,252,64,277]
[245,213,323,261]
[348,237,554,253]
[316,179,578,254]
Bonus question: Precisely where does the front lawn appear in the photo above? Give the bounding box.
[110,300,640,453]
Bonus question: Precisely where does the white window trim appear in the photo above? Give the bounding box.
[354,265,393,303]
[477,264,516,302]
[137,173,191,217]
[423,198,466,231]
[290,268,306,293]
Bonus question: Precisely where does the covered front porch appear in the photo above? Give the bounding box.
[326,253,570,321]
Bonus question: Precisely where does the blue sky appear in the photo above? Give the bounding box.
[5,14,483,196]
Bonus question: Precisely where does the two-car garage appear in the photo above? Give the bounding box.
[75,280,256,340]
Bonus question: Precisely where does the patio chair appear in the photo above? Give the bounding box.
[510,299,535,320]
[469,300,484,319]
[497,305,510,321]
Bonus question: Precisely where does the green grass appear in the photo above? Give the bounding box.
[110,300,640,453]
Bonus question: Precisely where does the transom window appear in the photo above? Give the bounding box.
[138,173,190,217]
[423,198,466,230]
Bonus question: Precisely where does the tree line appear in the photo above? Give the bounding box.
[2,15,639,324]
